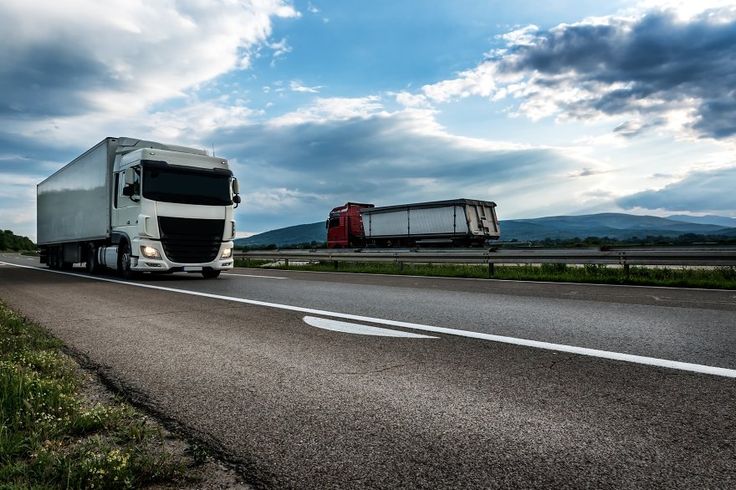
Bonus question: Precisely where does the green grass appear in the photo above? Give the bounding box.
[0,303,189,489]
[233,258,276,268]
[234,259,736,289]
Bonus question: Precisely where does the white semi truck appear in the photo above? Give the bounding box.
[37,137,241,279]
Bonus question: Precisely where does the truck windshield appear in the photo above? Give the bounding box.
[142,166,232,206]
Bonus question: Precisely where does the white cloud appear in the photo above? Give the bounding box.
[289,80,323,93]
[0,0,298,120]
[244,188,329,212]
[269,38,293,65]
[7,100,259,150]
[419,8,736,141]
[618,165,736,213]
[394,91,431,108]
[498,25,540,46]
[636,0,736,20]
[269,96,386,125]
[0,207,35,226]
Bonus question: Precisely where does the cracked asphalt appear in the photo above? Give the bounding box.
[1,253,735,488]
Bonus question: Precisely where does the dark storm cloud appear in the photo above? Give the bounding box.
[212,110,579,230]
[216,112,561,180]
[0,44,120,117]
[494,10,736,139]
[618,166,736,212]
[0,131,82,177]
[694,97,736,139]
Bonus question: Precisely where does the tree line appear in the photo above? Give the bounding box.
[0,230,35,251]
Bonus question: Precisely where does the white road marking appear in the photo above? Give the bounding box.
[303,315,436,338]
[2,260,736,378]
[223,272,287,280]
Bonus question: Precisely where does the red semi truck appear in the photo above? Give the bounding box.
[327,199,500,248]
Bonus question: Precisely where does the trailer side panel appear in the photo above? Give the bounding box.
[37,139,113,245]
[409,206,468,235]
[366,210,408,237]
[364,203,476,239]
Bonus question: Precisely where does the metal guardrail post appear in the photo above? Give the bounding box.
[488,262,495,278]
[620,252,630,279]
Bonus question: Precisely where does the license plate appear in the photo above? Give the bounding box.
[184,266,202,272]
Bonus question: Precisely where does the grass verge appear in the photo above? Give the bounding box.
[0,302,191,489]
[234,259,736,289]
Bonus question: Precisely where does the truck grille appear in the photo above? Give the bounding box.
[158,217,224,263]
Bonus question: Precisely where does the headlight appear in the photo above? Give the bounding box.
[221,247,232,259]
[140,245,160,259]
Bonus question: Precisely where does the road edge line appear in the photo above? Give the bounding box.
[2,260,735,378]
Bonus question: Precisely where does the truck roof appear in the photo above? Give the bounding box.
[38,136,211,186]
[363,198,497,214]
[330,202,375,213]
[115,137,208,156]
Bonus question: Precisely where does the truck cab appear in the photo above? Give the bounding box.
[326,202,374,248]
[107,147,238,278]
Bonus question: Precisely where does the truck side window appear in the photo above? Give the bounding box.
[132,167,141,196]
[329,217,340,228]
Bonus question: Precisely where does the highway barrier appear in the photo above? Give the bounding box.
[235,248,736,273]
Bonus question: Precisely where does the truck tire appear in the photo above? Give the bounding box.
[85,244,99,274]
[202,270,221,279]
[48,248,58,269]
[117,241,138,279]
[52,246,72,270]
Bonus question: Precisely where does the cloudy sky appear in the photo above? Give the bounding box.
[1,0,735,239]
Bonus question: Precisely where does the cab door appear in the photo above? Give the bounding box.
[115,166,141,235]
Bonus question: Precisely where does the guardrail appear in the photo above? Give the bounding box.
[234,248,736,276]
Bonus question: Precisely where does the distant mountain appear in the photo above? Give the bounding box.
[666,214,736,228]
[235,221,325,247]
[236,213,736,247]
[499,213,732,241]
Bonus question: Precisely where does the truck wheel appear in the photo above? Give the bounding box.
[48,249,58,269]
[117,241,138,279]
[202,270,221,279]
[86,244,99,274]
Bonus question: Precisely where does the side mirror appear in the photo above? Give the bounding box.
[233,195,242,204]
[124,168,135,185]
[122,185,134,197]
[232,178,240,195]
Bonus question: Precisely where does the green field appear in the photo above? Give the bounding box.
[234,259,736,289]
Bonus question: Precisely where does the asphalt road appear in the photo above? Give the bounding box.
[1,253,735,488]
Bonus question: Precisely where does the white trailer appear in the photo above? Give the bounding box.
[361,199,499,246]
[37,137,241,279]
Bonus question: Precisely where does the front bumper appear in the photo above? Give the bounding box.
[130,238,234,272]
